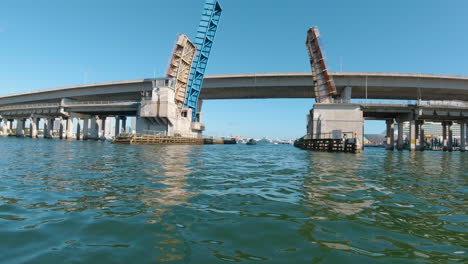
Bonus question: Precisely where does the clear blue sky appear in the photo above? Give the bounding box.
[1,0,467,139]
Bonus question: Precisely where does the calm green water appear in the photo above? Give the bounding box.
[0,138,466,263]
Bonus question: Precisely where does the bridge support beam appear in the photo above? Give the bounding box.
[29,117,38,138]
[419,121,425,151]
[409,120,416,151]
[385,119,394,150]
[16,118,25,137]
[397,121,404,151]
[460,121,466,152]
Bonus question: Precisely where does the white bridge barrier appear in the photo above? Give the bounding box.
[0,101,139,111]
[418,100,468,108]
[0,103,60,111]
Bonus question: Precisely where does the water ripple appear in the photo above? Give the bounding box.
[0,138,466,263]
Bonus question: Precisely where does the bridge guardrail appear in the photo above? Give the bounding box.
[418,100,468,108]
[0,101,140,111]
[63,100,139,106]
[354,100,416,106]
[0,103,60,111]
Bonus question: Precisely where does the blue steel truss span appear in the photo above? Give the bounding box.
[184,0,222,121]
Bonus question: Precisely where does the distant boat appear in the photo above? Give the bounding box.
[246,139,256,145]
[256,137,273,145]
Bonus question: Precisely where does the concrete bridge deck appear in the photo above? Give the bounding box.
[1,72,468,106]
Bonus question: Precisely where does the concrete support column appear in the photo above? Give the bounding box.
[43,118,50,138]
[1,119,8,136]
[409,120,416,151]
[90,116,99,140]
[59,118,66,139]
[419,121,425,151]
[114,117,120,137]
[121,117,127,133]
[397,121,404,151]
[460,121,466,152]
[447,121,453,152]
[466,122,468,152]
[76,118,81,140]
[8,120,12,134]
[36,118,40,137]
[29,117,38,138]
[16,119,25,137]
[48,118,54,138]
[82,118,89,140]
[99,117,106,140]
[385,119,394,150]
[415,121,420,150]
[442,121,448,151]
[65,118,73,139]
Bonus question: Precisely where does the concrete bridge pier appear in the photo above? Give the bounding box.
[82,118,89,140]
[419,121,425,151]
[1,119,8,136]
[397,121,404,151]
[29,117,39,138]
[8,120,13,135]
[100,117,107,140]
[76,118,81,140]
[409,120,416,151]
[59,118,66,139]
[16,118,25,137]
[465,122,468,151]
[66,118,73,139]
[385,119,395,150]
[121,117,127,133]
[460,121,466,152]
[447,121,453,152]
[442,121,447,151]
[89,116,99,140]
[43,118,51,138]
[114,117,120,137]
[415,121,420,151]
